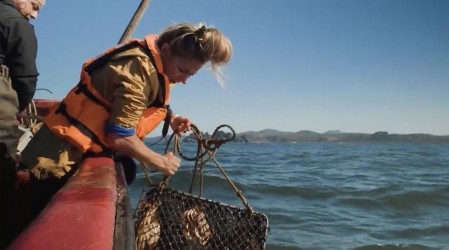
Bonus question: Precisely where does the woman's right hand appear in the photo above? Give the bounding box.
[107,133,181,176]
[159,152,180,176]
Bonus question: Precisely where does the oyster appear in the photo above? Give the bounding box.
[181,206,213,246]
[136,201,161,250]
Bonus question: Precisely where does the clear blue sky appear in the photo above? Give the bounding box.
[32,0,449,135]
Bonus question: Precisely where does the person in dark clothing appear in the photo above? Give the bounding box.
[0,0,44,248]
[0,0,44,157]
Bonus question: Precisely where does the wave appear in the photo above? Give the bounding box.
[352,243,440,250]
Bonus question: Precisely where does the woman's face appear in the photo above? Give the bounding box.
[14,0,43,20]
[160,43,204,84]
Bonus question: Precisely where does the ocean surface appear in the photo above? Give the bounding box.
[128,141,449,250]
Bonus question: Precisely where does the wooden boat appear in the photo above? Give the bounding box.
[8,159,134,250]
[6,99,136,250]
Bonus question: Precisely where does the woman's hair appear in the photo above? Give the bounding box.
[157,22,232,86]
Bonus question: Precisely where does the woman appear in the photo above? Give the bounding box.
[20,22,232,181]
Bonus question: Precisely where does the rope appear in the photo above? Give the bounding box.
[141,124,254,215]
[20,100,39,128]
[18,88,53,129]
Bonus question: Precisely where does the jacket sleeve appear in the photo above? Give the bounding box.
[6,18,39,111]
[89,49,158,129]
[107,54,158,129]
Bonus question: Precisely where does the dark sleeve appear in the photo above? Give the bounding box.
[6,18,38,111]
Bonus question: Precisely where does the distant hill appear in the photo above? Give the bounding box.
[151,129,449,144]
[234,130,449,144]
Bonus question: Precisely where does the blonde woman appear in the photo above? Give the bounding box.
[21,22,232,181]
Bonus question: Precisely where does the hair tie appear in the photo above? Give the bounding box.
[194,25,207,42]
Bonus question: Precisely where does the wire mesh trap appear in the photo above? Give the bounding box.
[135,186,269,249]
[134,125,270,249]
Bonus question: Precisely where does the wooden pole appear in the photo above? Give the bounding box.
[118,0,151,44]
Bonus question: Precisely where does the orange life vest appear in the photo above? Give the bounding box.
[44,35,171,154]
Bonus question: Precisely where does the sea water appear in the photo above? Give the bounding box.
[128,141,449,250]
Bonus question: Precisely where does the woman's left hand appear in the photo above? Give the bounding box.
[170,114,191,136]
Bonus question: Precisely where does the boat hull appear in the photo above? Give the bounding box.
[8,157,134,250]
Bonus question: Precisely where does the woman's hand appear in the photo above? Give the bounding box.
[159,152,181,176]
[170,114,191,136]
[106,133,180,176]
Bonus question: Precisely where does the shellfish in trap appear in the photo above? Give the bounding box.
[135,187,269,249]
[136,200,161,250]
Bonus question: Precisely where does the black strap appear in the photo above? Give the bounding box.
[84,41,141,74]
[55,102,111,153]
[162,105,172,138]
[75,82,109,109]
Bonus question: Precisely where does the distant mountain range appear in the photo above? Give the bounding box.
[179,129,449,144]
